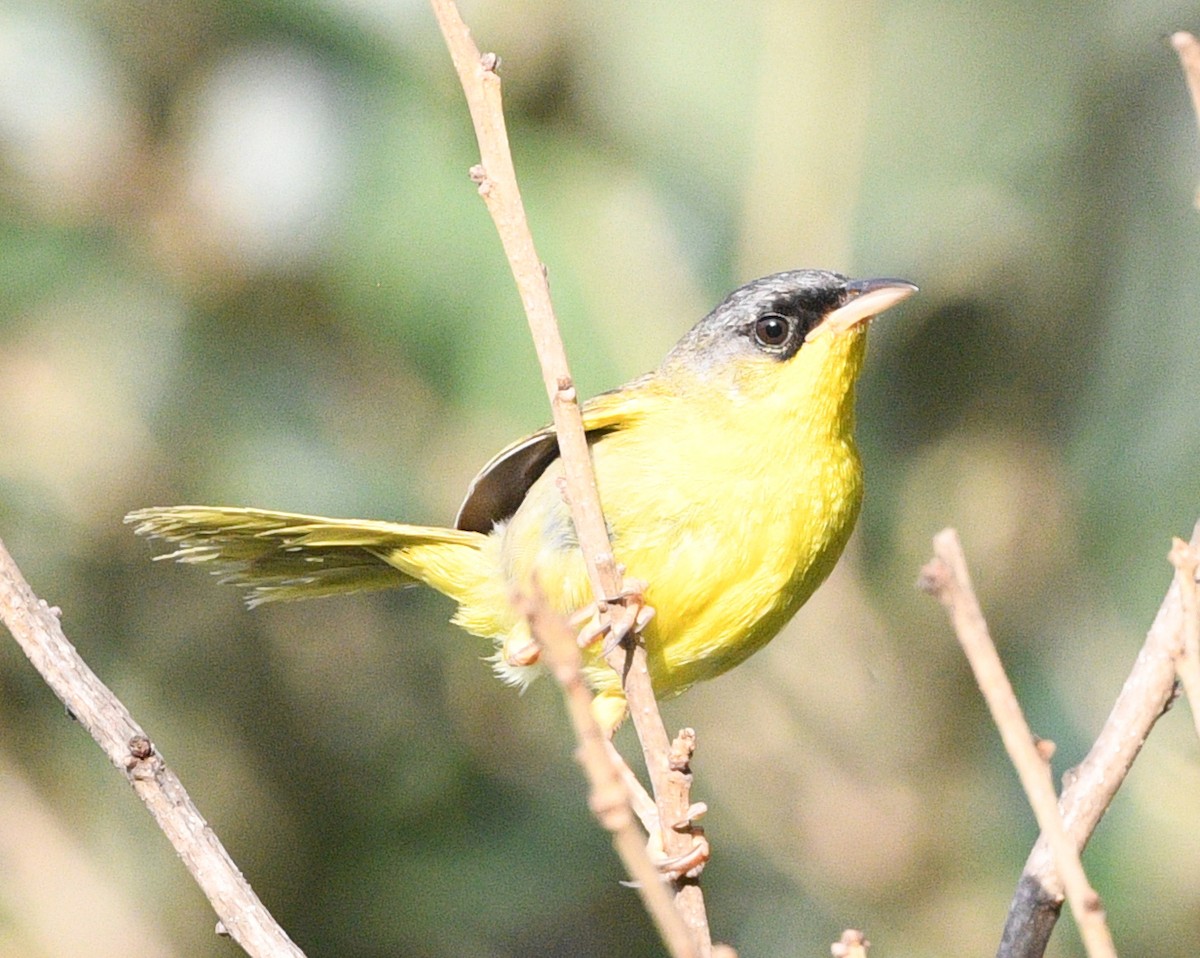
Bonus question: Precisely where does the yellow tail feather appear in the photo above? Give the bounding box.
[125,506,491,609]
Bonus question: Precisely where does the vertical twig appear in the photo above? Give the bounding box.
[427,0,711,951]
[919,529,1117,958]
[428,0,618,607]
[0,540,305,958]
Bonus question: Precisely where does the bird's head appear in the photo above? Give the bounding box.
[662,269,917,428]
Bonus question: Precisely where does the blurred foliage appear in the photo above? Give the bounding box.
[1,0,1199,956]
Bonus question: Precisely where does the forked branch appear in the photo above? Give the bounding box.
[922,522,1200,958]
[920,530,1116,958]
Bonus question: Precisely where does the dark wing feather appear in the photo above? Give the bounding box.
[454,428,560,533]
[453,374,656,533]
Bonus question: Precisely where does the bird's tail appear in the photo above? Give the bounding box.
[126,506,496,610]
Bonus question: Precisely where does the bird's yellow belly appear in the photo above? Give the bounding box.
[496,408,864,701]
[609,445,862,697]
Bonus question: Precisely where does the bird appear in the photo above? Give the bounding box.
[128,269,916,734]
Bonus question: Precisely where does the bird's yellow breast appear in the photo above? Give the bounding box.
[495,326,868,701]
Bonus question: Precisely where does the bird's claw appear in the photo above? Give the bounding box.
[570,578,655,652]
[514,578,654,668]
[502,635,541,667]
[665,803,709,878]
[640,802,710,881]
[656,834,711,881]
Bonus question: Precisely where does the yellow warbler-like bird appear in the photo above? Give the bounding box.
[128,270,915,732]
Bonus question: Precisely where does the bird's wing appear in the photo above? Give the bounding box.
[454,375,654,533]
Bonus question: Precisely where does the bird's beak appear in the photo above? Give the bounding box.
[806,278,918,341]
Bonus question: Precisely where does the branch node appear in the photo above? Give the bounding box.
[1168,536,1198,582]
[128,735,154,761]
[468,163,494,197]
[916,556,950,597]
[1167,533,1200,742]
[1033,736,1056,763]
[669,728,696,772]
[479,51,500,72]
[555,377,577,402]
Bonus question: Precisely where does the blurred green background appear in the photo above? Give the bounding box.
[1,0,1199,955]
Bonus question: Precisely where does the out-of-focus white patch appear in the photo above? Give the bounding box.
[184,45,349,269]
[319,0,428,34]
[0,8,133,207]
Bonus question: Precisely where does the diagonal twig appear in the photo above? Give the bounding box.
[919,528,1117,958]
[1167,537,1200,741]
[0,539,305,958]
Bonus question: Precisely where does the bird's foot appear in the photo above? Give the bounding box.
[501,633,541,668]
[604,740,710,882]
[654,803,710,881]
[504,578,653,669]
[571,578,655,654]
[636,802,709,882]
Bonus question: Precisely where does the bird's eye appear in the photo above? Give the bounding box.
[753,313,791,349]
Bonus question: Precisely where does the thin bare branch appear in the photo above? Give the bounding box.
[0,540,304,958]
[1168,537,1200,740]
[993,519,1198,958]
[427,0,616,608]
[1171,32,1200,208]
[427,0,710,950]
[919,529,1117,958]
[521,589,702,958]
